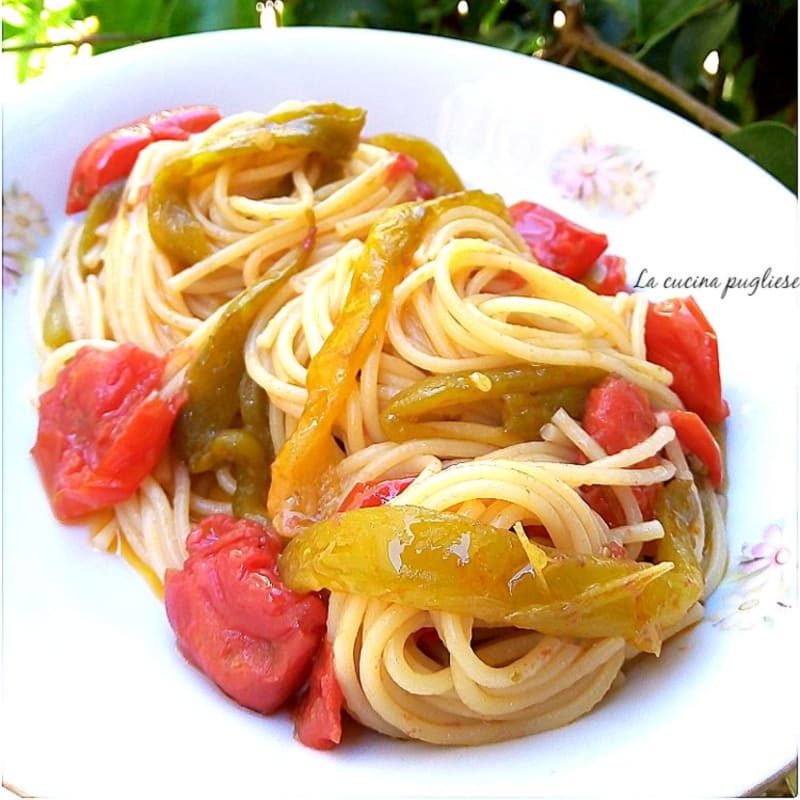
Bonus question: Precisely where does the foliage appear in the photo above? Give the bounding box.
[1,0,796,191]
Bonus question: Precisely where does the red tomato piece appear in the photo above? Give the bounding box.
[668,410,723,489]
[645,297,729,425]
[581,374,660,523]
[31,343,183,522]
[66,105,221,214]
[583,374,657,455]
[581,254,629,296]
[293,638,343,750]
[339,476,415,511]
[385,152,418,181]
[164,515,327,715]
[509,201,608,280]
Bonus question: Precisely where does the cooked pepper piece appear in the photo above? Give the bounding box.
[380,364,603,445]
[366,132,464,197]
[42,289,72,349]
[267,190,509,525]
[78,179,126,274]
[278,503,686,654]
[633,478,705,652]
[502,384,594,440]
[174,229,314,516]
[147,103,366,266]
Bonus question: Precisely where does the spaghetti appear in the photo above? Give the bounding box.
[30,100,728,749]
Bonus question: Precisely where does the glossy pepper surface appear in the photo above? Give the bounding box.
[279,484,703,654]
[381,364,603,446]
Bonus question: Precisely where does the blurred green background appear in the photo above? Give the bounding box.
[2,0,797,192]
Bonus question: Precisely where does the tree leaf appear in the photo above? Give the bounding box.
[669,4,738,88]
[478,20,524,50]
[724,121,798,193]
[166,0,257,36]
[81,0,171,52]
[638,0,720,54]
[281,0,418,30]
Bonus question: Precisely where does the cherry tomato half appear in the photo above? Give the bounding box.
[164,514,327,715]
[293,638,343,750]
[668,409,723,489]
[581,254,629,296]
[31,343,184,522]
[340,476,415,510]
[645,297,729,425]
[66,105,221,214]
[509,201,608,280]
[581,374,660,524]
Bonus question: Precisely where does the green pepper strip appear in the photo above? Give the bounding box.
[174,225,315,517]
[380,364,604,446]
[78,179,125,275]
[194,428,270,522]
[42,289,72,349]
[147,102,366,266]
[631,478,705,653]
[502,385,593,441]
[267,189,510,523]
[279,503,683,653]
[366,132,465,196]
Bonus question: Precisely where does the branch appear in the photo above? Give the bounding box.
[3,33,159,52]
[556,4,739,137]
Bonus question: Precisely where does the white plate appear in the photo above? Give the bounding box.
[3,26,798,799]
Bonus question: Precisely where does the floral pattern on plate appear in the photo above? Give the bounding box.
[2,182,50,291]
[550,131,655,213]
[710,522,795,630]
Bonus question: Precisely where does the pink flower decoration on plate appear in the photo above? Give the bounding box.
[710,523,795,631]
[551,132,655,213]
[2,182,50,291]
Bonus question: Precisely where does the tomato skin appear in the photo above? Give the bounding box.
[293,638,343,750]
[583,375,657,456]
[340,476,415,511]
[581,375,660,523]
[668,410,723,489]
[581,254,629,296]
[164,515,327,715]
[66,105,221,214]
[645,297,729,425]
[31,343,183,521]
[509,201,608,280]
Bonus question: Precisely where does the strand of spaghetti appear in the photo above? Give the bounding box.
[549,408,646,548]
[392,461,607,554]
[475,295,598,334]
[433,239,632,353]
[355,600,626,743]
[382,610,454,696]
[328,593,403,737]
[699,481,728,596]
[433,612,584,691]
[447,632,625,714]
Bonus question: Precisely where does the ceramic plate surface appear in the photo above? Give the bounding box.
[3,26,798,799]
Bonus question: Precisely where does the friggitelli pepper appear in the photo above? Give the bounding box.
[380,364,604,446]
[148,102,366,266]
[174,227,315,519]
[366,132,465,197]
[278,488,702,654]
[267,190,510,525]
